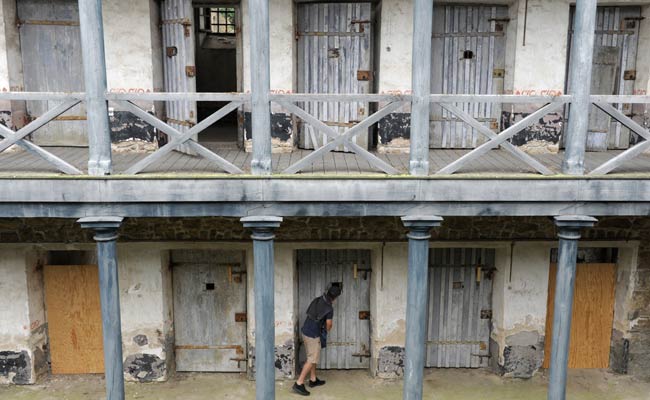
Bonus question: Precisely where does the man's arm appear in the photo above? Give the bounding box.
[325,319,333,332]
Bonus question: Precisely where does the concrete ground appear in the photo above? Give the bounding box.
[1,369,648,400]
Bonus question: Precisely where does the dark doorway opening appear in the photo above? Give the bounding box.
[194,5,241,147]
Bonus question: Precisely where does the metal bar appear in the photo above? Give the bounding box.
[241,217,282,400]
[344,141,400,175]
[548,216,597,400]
[0,92,85,101]
[0,100,80,154]
[0,125,82,175]
[249,0,272,175]
[432,32,504,38]
[275,100,340,140]
[440,103,554,175]
[589,140,650,175]
[562,0,597,175]
[18,19,79,26]
[432,94,572,103]
[402,216,443,400]
[437,102,564,175]
[106,92,250,102]
[297,32,364,37]
[272,93,411,102]
[79,0,112,175]
[283,102,404,174]
[590,95,650,104]
[409,0,434,175]
[124,101,243,174]
[118,101,243,174]
[593,102,650,141]
[78,217,125,400]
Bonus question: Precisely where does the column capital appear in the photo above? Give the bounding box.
[241,216,282,241]
[401,216,443,240]
[554,215,597,240]
[78,216,124,241]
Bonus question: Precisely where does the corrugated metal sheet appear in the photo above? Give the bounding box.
[426,248,494,368]
[297,249,371,369]
[172,250,246,372]
[18,0,86,145]
[567,6,641,150]
[161,0,197,154]
[430,5,507,149]
[297,3,372,151]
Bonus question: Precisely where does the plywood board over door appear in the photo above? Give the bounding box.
[43,265,104,374]
[543,263,617,369]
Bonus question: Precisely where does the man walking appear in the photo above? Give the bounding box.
[292,285,342,396]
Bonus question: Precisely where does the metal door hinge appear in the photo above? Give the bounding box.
[480,309,492,319]
[357,70,372,81]
[351,351,371,363]
[235,312,247,322]
[624,70,636,81]
[359,311,370,320]
[350,19,371,33]
[493,69,505,78]
[186,66,196,77]
[166,46,178,57]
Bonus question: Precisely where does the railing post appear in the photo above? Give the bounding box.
[78,0,112,176]
[548,215,597,400]
[409,0,434,176]
[562,0,597,175]
[249,0,272,175]
[78,216,125,400]
[241,216,282,400]
[401,216,443,400]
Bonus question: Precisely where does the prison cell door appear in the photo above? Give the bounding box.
[297,249,371,369]
[18,0,86,146]
[297,3,373,151]
[566,6,641,150]
[172,251,247,372]
[43,265,104,374]
[543,263,617,369]
[425,248,495,368]
[161,0,197,154]
[430,5,507,149]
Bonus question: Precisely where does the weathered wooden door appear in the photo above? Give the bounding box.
[172,251,246,372]
[430,5,507,148]
[543,263,617,369]
[297,249,371,369]
[297,3,373,151]
[161,0,197,154]
[566,6,641,150]
[18,0,86,145]
[43,265,104,374]
[425,248,494,368]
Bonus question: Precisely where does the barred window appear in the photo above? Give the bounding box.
[199,7,236,35]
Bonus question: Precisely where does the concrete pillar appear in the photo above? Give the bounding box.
[561,0,597,175]
[548,216,597,400]
[78,217,125,400]
[242,216,282,400]
[78,0,112,175]
[401,216,442,400]
[408,0,433,176]
[248,0,272,175]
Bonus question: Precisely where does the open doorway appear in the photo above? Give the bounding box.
[194,4,242,147]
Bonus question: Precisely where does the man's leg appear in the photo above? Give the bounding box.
[310,364,317,381]
[296,361,313,385]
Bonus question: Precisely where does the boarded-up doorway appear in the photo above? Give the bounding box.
[543,263,617,369]
[425,248,495,368]
[43,263,104,374]
[18,0,86,146]
[296,3,374,151]
[430,5,507,149]
[172,250,247,372]
[297,249,371,369]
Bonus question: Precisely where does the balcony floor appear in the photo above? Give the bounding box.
[1,146,649,177]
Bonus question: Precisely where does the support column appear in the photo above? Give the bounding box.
[548,215,597,400]
[78,217,125,400]
[401,216,443,400]
[242,216,282,400]
[562,0,597,175]
[249,0,272,175]
[78,0,112,175]
[409,0,434,176]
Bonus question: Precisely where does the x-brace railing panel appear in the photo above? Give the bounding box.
[117,101,244,175]
[589,101,650,175]
[436,101,566,175]
[0,99,83,175]
[276,100,405,174]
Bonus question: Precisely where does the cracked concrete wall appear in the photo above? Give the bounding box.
[0,248,47,385]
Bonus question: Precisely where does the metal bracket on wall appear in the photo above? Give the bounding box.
[186,66,196,78]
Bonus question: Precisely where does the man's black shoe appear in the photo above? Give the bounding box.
[308,377,326,388]
[292,383,310,396]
